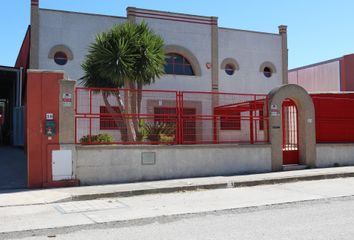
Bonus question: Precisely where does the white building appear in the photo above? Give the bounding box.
[20,1,289,144]
[27,2,288,94]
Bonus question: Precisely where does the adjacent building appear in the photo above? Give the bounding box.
[289,54,354,92]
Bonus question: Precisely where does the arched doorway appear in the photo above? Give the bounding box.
[268,84,316,171]
[282,98,299,165]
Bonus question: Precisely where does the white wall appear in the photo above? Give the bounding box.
[218,28,282,94]
[288,60,340,92]
[38,9,283,95]
[316,144,354,168]
[38,9,126,80]
[136,17,212,92]
[74,144,272,185]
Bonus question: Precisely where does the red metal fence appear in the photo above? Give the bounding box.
[75,87,269,145]
[312,93,354,143]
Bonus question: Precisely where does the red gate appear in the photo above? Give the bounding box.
[282,99,299,165]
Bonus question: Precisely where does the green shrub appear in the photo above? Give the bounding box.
[137,119,148,142]
[80,134,114,144]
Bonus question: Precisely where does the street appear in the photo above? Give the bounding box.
[2,177,354,239]
[9,196,354,240]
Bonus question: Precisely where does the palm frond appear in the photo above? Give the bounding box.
[81,21,165,89]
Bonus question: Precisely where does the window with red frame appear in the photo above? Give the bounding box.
[100,106,122,130]
[154,107,177,125]
[220,112,241,130]
[164,53,194,75]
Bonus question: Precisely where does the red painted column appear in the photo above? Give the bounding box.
[340,54,354,91]
[26,70,62,188]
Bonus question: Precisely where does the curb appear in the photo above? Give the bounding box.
[66,171,354,202]
[69,183,228,201]
[232,172,354,187]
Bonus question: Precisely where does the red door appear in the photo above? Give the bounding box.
[154,107,196,143]
[282,99,299,165]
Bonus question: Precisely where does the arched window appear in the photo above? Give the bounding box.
[259,61,276,78]
[54,51,68,65]
[263,67,272,78]
[48,45,73,66]
[220,58,240,76]
[225,64,235,76]
[164,53,194,75]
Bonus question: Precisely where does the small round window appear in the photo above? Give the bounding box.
[263,67,272,78]
[225,64,235,76]
[54,51,68,65]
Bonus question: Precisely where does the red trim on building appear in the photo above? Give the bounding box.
[128,9,217,25]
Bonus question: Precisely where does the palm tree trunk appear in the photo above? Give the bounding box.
[135,81,144,141]
[102,91,128,142]
[124,78,137,142]
[129,81,142,141]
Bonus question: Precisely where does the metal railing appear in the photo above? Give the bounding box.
[75,87,269,145]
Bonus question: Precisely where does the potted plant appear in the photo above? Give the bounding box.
[140,122,175,144]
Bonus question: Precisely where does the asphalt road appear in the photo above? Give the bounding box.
[5,196,354,240]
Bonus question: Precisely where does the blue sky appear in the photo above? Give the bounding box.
[1,0,354,69]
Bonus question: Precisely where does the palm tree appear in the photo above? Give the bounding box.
[81,21,165,142]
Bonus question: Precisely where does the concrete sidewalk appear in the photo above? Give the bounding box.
[1,166,354,207]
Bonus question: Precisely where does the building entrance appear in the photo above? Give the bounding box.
[0,66,27,189]
[282,98,299,165]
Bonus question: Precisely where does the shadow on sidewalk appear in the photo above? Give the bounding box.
[0,146,27,190]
